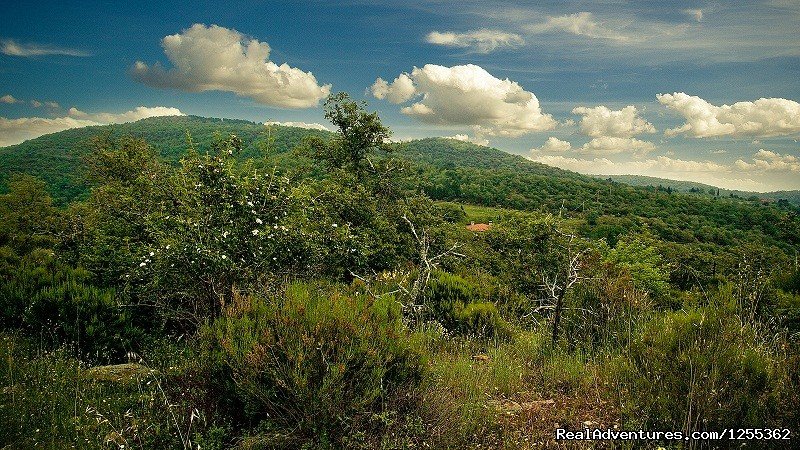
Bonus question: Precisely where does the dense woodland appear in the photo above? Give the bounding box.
[1,94,799,448]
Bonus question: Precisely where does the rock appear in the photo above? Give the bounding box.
[84,363,156,383]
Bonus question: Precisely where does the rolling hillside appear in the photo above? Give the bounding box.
[604,174,800,204]
[0,115,798,257]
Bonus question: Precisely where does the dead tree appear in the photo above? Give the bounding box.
[538,232,588,344]
[401,214,463,325]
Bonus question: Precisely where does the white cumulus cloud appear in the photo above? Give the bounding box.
[735,149,800,172]
[657,92,800,138]
[445,134,489,146]
[425,29,524,53]
[532,136,572,153]
[264,121,330,131]
[0,106,184,147]
[67,106,183,123]
[131,24,331,108]
[370,74,415,104]
[579,136,656,157]
[572,105,656,138]
[371,64,556,137]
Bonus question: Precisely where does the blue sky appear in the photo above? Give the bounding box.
[1,0,799,191]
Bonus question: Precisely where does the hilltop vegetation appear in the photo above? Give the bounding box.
[1,95,799,448]
[605,174,800,205]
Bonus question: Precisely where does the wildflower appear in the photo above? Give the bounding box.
[255,218,263,224]
[252,229,259,236]
[140,262,146,267]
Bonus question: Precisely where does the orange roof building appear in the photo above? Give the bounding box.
[466,222,492,232]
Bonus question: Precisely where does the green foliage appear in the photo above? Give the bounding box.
[0,247,137,362]
[610,298,790,432]
[2,101,799,448]
[0,333,218,449]
[201,282,424,447]
[302,92,391,177]
[599,234,670,299]
[423,271,511,339]
[0,174,58,253]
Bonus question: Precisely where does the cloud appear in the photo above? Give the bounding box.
[0,94,20,104]
[370,74,415,104]
[1,39,90,57]
[264,120,330,131]
[445,133,489,146]
[529,154,729,175]
[529,148,800,191]
[526,12,631,42]
[579,136,656,157]
[0,106,184,147]
[532,136,572,153]
[30,100,42,108]
[735,149,800,172]
[0,117,100,147]
[44,101,60,108]
[572,105,656,138]
[682,8,703,22]
[657,92,800,137]
[425,29,524,53]
[371,64,556,137]
[131,24,330,108]
[67,106,183,123]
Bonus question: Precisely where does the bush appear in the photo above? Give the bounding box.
[201,282,425,447]
[423,271,511,339]
[610,300,789,433]
[0,248,138,362]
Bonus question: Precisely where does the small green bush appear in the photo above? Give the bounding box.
[423,271,511,339]
[0,248,138,362]
[201,282,425,447]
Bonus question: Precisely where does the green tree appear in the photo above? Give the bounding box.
[303,92,392,178]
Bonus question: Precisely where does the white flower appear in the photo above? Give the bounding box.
[247,201,254,207]
[149,251,154,256]
[166,245,171,250]
[139,262,146,267]
[255,218,263,224]
[252,229,259,236]
[332,223,338,228]
[221,255,227,260]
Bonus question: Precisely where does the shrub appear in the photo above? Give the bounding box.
[201,282,425,447]
[0,248,138,362]
[423,271,511,339]
[610,300,788,433]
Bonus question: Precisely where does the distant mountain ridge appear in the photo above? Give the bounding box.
[603,174,800,204]
[1,115,799,208]
[0,115,579,204]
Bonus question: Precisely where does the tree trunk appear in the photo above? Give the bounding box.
[552,289,565,344]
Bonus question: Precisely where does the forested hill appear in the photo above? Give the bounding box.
[0,115,330,204]
[1,115,799,261]
[0,116,583,204]
[604,174,800,205]
[396,137,577,178]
